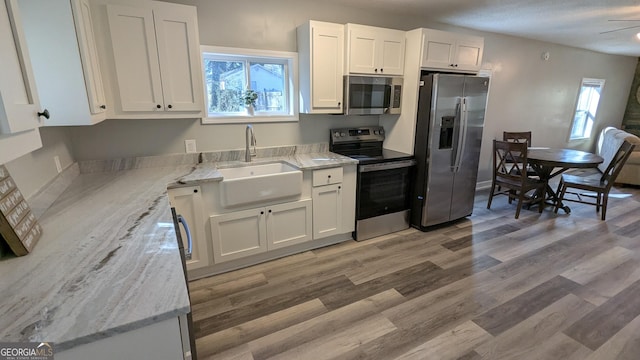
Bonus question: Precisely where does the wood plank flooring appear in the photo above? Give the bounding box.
[190,184,640,360]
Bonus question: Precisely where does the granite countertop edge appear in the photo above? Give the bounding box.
[56,305,191,352]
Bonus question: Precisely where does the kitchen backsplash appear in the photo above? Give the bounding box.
[78,143,329,174]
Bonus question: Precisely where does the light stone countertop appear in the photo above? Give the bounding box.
[0,166,194,351]
[0,152,355,351]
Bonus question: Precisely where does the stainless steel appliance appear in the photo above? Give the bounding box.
[411,73,490,229]
[344,75,403,115]
[330,126,415,240]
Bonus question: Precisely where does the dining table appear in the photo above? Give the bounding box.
[527,147,604,213]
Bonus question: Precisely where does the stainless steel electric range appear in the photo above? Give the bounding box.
[330,126,415,241]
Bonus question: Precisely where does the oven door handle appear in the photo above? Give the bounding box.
[359,159,416,172]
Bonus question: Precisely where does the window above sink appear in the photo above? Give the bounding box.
[201,46,299,124]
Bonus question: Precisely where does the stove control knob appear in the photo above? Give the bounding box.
[340,132,346,137]
[379,129,384,135]
[373,130,379,135]
[333,131,341,138]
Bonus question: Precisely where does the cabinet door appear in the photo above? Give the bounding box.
[347,27,377,74]
[153,3,203,112]
[421,30,456,69]
[266,199,312,250]
[453,36,484,72]
[312,184,343,239]
[107,5,164,112]
[20,0,105,126]
[210,208,267,263]
[311,23,344,111]
[379,31,405,75]
[0,0,42,134]
[169,186,209,271]
[72,0,107,116]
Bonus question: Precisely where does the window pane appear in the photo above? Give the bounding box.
[570,79,604,140]
[249,62,286,112]
[203,59,246,113]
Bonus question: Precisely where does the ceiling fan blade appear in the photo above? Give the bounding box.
[600,25,640,34]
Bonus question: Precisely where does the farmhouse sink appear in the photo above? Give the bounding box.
[218,161,302,207]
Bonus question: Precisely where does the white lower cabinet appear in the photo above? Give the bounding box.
[311,166,354,239]
[56,317,186,360]
[210,199,312,263]
[196,164,356,275]
[312,184,342,239]
[168,186,209,271]
[267,200,313,250]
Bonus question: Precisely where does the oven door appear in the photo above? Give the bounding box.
[357,160,415,220]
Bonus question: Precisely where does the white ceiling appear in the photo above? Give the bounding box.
[332,0,640,57]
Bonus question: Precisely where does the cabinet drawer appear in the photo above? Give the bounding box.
[312,167,343,186]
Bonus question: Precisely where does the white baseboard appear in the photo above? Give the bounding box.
[476,180,492,191]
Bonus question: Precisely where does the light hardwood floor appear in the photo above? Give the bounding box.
[190,184,640,360]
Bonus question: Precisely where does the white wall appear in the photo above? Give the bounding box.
[6,127,74,199]
[466,31,635,180]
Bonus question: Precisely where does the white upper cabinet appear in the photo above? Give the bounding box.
[421,29,484,73]
[73,0,107,117]
[0,0,42,135]
[297,21,344,114]
[345,23,405,76]
[19,0,107,126]
[106,1,204,118]
[107,5,163,112]
[0,0,43,164]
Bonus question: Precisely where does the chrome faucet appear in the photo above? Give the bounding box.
[245,124,257,162]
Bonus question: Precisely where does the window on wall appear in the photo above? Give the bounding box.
[569,78,605,140]
[201,46,298,123]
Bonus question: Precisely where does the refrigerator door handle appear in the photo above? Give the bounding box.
[452,97,465,172]
[454,97,469,172]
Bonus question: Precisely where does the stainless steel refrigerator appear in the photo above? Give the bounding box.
[410,73,489,229]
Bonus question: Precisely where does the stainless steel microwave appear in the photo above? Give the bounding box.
[344,75,403,115]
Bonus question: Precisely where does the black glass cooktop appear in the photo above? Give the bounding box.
[332,147,413,165]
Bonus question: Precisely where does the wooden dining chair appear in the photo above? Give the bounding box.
[503,131,532,145]
[503,131,537,178]
[554,140,635,220]
[487,140,546,219]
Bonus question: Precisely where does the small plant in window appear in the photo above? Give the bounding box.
[242,89,258,108]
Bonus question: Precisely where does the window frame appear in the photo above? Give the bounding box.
[568,78,605,141]
[201,46,299,124]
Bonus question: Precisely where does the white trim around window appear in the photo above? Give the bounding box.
[201,45,299,124]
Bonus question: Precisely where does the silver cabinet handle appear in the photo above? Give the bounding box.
[177,215,192,260]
